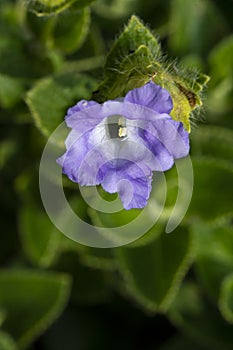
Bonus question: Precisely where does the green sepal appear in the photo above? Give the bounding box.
[93,45,155,101]
[104,15,161,72]
[149,64,209,132]
[94,15,209,132]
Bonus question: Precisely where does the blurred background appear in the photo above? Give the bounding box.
[0,0,233,349]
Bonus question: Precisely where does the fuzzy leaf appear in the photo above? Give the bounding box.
[0,270,71,349]
[92,16,160,103]
[168,0,225,56]
[51,8,90,53]
[0,74,25,109]
[219,274,233,324]
[169,282,233,350]
[89,199,163,248]
[19,204,62,268]
[191,126,233,162]
[188,158,233,221]
[208,34,233,83]
[93,0,134,19]
[27,0,95,16]
[192,221,233,301]
[207,35,233,114]
[18,191,116,271]
[75,245,116,271]
[114,226,194,312]
[0,332,18,350]
[26,73,97,137]
[18,192,94,268]
[54,252,111,304]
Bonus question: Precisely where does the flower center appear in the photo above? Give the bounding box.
[107,115,127,140]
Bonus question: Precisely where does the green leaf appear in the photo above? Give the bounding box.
[191,126,233,162]
[0,74,25,108]
[0,332,18,350]
[220,274,233,324]
[192,221,233,301]
[0,309,6,327]
[27,0,95,16]
[0,270,71,349]
[207,35,233,114]
[26,72,97,137]
[0,140,16,170]
[19,204,62,268]
[89,199,163,248]
[188,158,233,221]
[55,252,111,304]
[93,0,134,19]
[0,11,53,78]
[19,191,116,271]
[158,334,206,350]
[207,76,232,115]
[26,7,90,54]
[114,226,194,313]
[208,34,233,83]
[168,0,225,56]
[76,245,116,271]
[19,192,93,268]
[169,282,233,350]
[50,8,90,53]
[62,56,104,73]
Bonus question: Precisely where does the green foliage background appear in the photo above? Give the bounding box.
[0,0,233,349]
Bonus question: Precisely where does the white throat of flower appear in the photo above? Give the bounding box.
[107,115,128,141]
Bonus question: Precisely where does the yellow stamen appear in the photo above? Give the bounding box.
[118,127,127,138]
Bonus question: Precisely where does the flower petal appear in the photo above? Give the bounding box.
[123,122,174,171]
[57,81,190,211]
[101,161,152,209]
[67,100,99,116]
[124,81,173,114]
[65,102,103,133]
[57,130,91,182]
[138,129,174,171]
[141,119,190,159]
[122,101,171,123]
[118,176,152,210]
[65,100,124,136]
[101,100,123,117]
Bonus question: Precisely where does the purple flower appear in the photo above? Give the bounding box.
[57,82,190,210]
